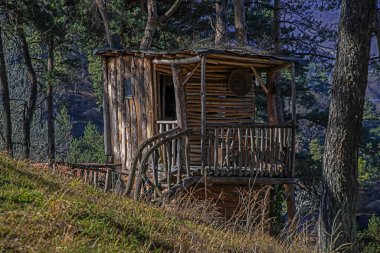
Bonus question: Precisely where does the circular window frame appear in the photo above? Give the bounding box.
[228,69,253,96]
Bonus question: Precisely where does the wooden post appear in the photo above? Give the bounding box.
[118,57,127,171]
[102,59,111,157]
[200,56,206,175]
[171,64,187,130]
[104,169,112,192]
[284,183,296,224]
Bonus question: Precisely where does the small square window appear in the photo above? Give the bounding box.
[124,78,132,98]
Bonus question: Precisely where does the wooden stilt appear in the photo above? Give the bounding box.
[284,183,297,225]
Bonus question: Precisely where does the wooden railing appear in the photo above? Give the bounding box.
[157,120,178,133]
[126,122,296,201]
[205,123,295,178]
[156,120,179,174]
[133,129,196,200]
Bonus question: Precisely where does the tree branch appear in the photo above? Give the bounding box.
[157,0,183,24]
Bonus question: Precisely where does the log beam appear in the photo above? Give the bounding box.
[153,55,201,65]
[171,63,187,129]
[250,66,269,94]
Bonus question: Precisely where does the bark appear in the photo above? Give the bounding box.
[373,0,380,54]
[233,0,247,46]
[215,0,228,46]
[140,0,183,50]
[94,0,114,47]
[140,0,157,50]
[17,25,38,159]
[47,39,55,167]
[273,0,281,52]
[319,0,375,252]
[0,27,13,157]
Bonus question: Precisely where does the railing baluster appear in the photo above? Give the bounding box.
[238,127,242,176]
[244,128,249,176]
[226,128,230,175]
[153,150,159,198]
[165,142,172,190]
[250,128,254,176]
[177,138,182,184]
[269,128,273,177]
[207,129,212,175]
[185,136,190,177]
[214,128,218,176]
[231,128,236,176]
[260,128,264,176]
[220,128,224,176]
[171,125,176,168]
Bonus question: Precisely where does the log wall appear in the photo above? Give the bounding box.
[185,70,255,165]
[103,56,155,171]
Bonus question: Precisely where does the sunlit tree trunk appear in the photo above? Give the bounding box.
[319,0,375,252]
[140,0,183,50]
[233,0,247,46]
[94,0,114,47]
[215,0,227,46]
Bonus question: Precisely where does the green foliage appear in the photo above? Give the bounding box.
[55,107,73,161]
[309,139,323,162]
[358,216,380,253]
[87,54,103,105]
[67,123,105,163]
[359,101,380,186]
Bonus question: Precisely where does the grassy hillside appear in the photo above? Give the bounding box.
[0,155,313,252]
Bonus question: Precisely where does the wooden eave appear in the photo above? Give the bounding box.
[93,48,298,71]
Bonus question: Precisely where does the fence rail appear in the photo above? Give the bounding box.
[205,124,294,177]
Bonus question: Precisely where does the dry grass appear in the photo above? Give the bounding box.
[1,154,319,252]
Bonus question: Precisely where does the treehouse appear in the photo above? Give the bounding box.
[95,48,298,218]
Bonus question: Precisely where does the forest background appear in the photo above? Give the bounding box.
[0,0,379,249]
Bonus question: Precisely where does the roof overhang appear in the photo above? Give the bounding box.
[94,48,301,70]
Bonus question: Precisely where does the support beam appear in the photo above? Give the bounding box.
[182,61,201,86]
[284,183,297,224]
[171,64,187,129]
[153,55,201,65]
[102,59,111,157]
[200,56,206,175]
[250,66,269,94]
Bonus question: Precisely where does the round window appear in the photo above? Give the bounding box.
[228,69,253,96]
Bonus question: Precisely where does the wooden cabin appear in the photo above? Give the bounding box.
[95,48,297,218]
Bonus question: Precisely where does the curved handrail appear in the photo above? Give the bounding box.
[134,129,201,200]
[123,126,181,196]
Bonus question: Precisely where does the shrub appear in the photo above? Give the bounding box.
[358,215,380,253]
[67,123,105,163]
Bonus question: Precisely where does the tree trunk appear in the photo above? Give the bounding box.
[17,25,38,159]
[140,0,183,50]
[319,0,375,252]
[94,0,114,47]
[0,27,13,157]
[233,0,247,46]
[47,39,55,167]
[140,0,157,50]
[373,0,380,54]
[215,0,227,46]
